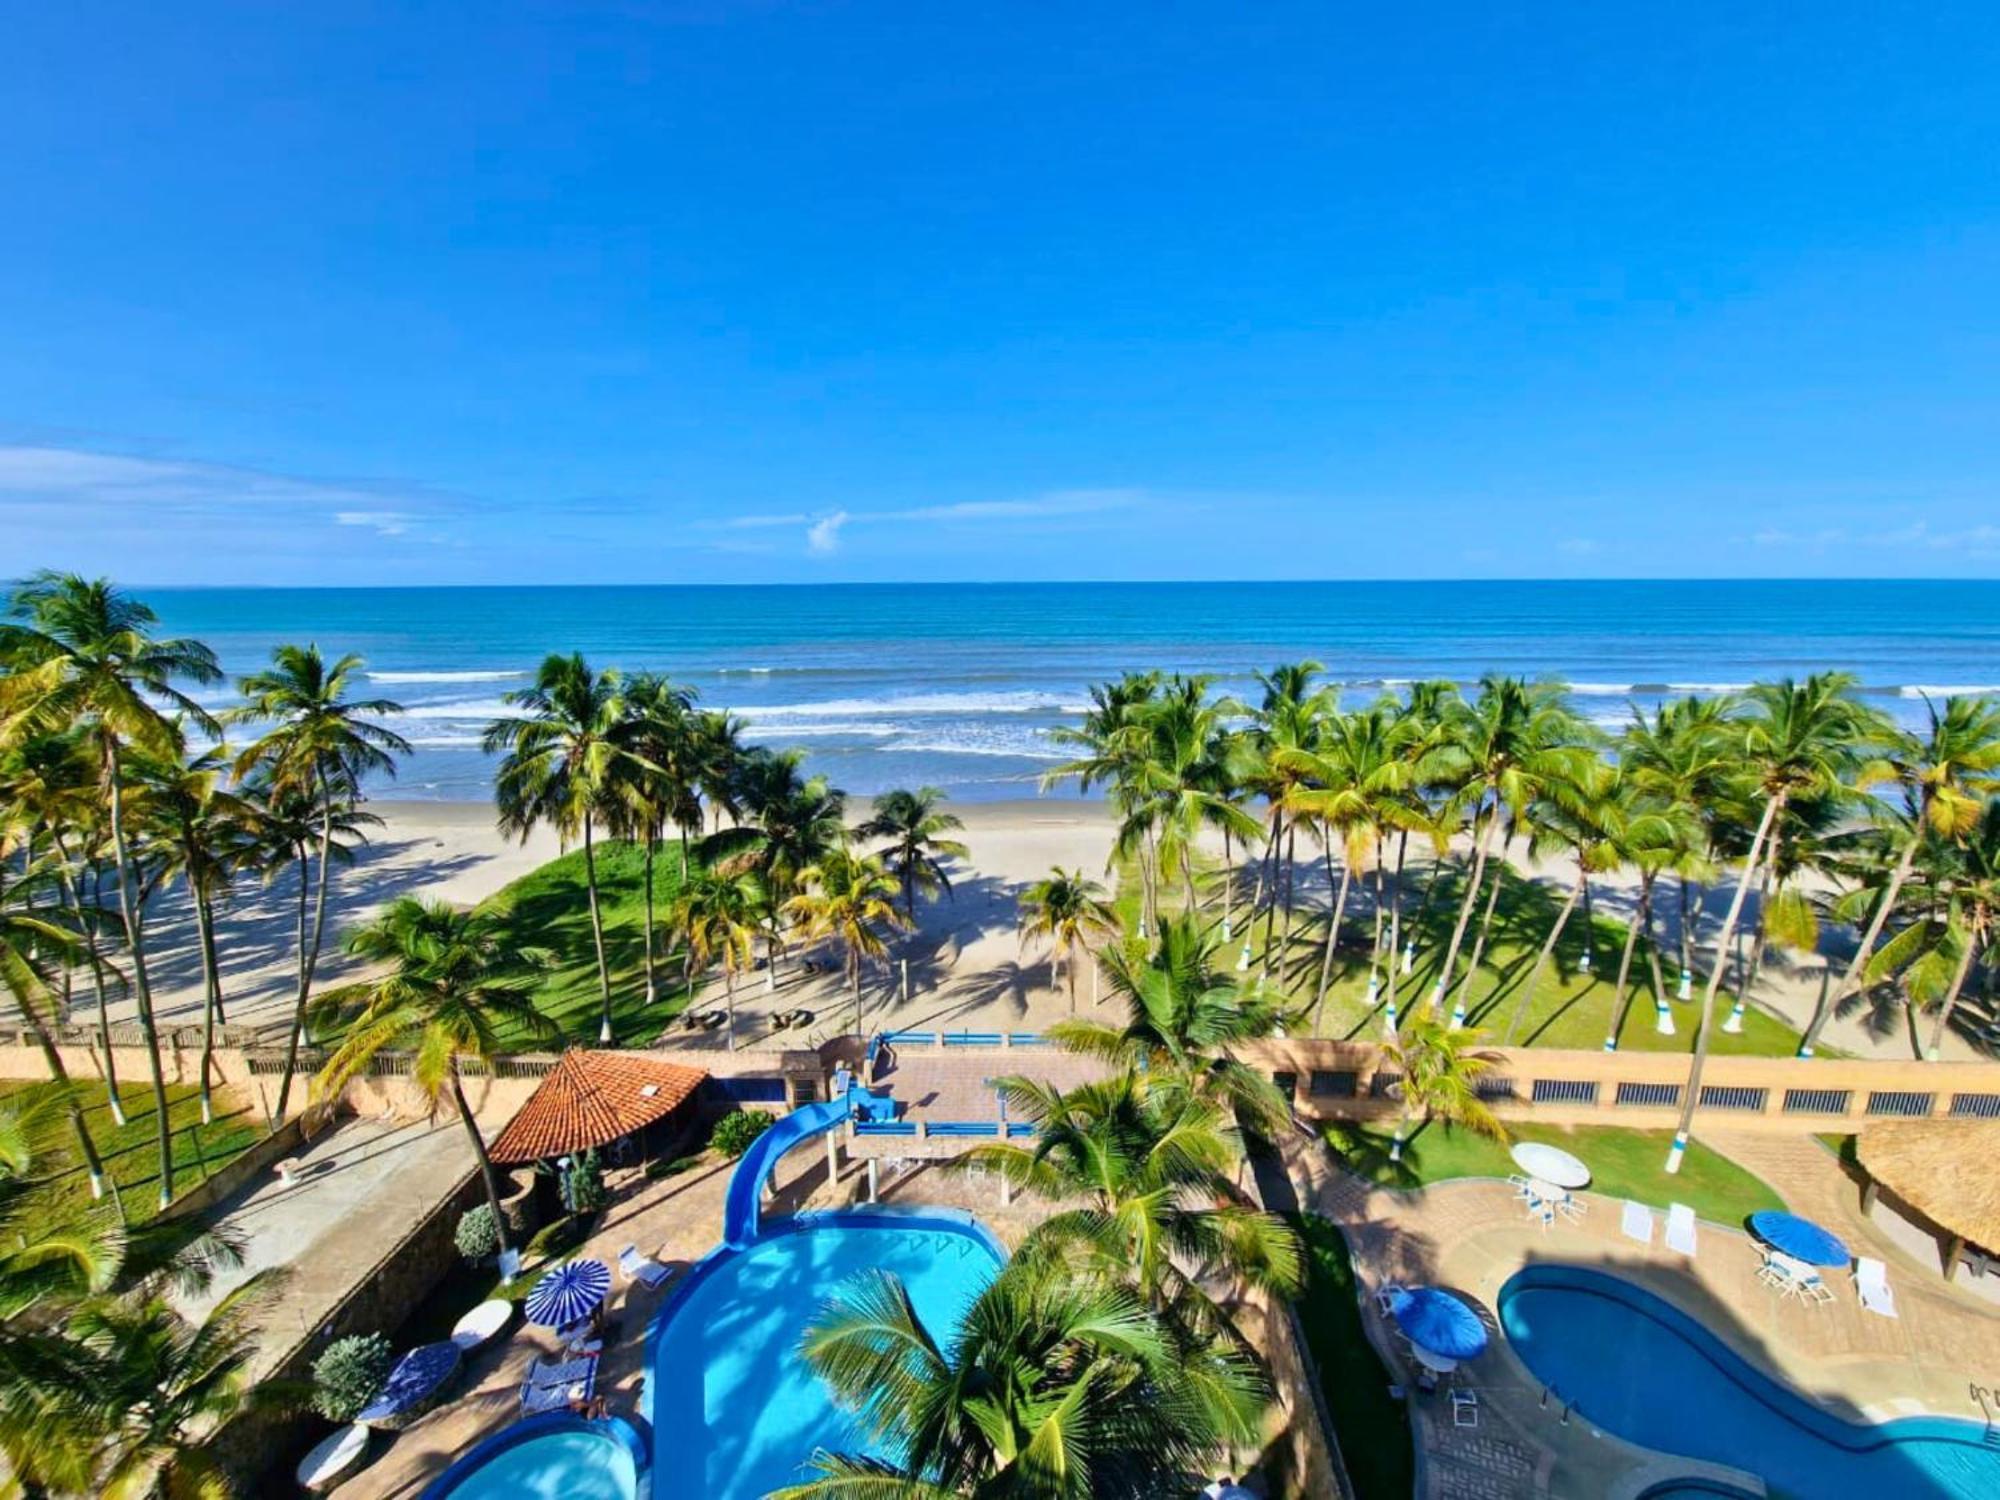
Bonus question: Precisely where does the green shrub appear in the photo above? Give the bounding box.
[560,1148,606,1215]
[454,1203,501,1263]
[645,1152,700,1180]
[712,1109,775,1158]
[312,1332,393,1422]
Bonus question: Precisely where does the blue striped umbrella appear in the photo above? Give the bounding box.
[1749,1211,1851,1268]
[1388,1287,1489,1361]
[525,1258,611,1328]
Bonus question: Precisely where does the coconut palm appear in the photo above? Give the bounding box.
[483,653,647,1045]
[1015,868,1118,1010]
[858,786,968,924]
[611,672,699,1005]
[1245,664,1336,971]
[0,573,220,1210]
[1665,675,1881,1172]
[1623,695,1743,995]
[1043,672,1166,926]
[1797,694,2000,1056]
[1047,914,1295,1135]
[1424,677,1592,1028]
[1125,686,1261,920]
[1380,1016,1505,1163]
[725,748,847,905]
[686,709,748,836]
[229,645,409,1118]
[311,898,557,1256]
[673,868,764,1049]
[770,1258,1266,1500]
[784,845,908,1033]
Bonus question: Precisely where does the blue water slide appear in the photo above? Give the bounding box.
[721,1080,897,1249]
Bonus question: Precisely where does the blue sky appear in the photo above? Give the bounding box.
[4,2,1998,585]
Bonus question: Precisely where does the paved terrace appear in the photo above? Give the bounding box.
[1273,1128,2000,1498]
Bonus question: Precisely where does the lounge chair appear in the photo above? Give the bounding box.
[1665,1203,1698,1257]
[1452,1389,1480,1428]
[1620,1201,1654,1246]
[1855,1257,1898,1318]
[525,1357,595,1390]
[618,1244,672,1290]
[1374,1283,1407,1315]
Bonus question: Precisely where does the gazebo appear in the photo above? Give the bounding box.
[488,1048,708,1166]
[1856,1119,2000,1280]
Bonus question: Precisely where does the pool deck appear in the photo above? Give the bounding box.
[1275,1127,2000,1498]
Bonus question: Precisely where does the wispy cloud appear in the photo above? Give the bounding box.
[335,510,415,537]
[806,510,850,554]
[713,488,1146,555]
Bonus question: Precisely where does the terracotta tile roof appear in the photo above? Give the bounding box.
[488,1048,708,1164]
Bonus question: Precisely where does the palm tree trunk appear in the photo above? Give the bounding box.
[449,1064,511,1257]
[724,965,737,1051]
[1311,847,1354,1027]
[850,953,863,1036]
[1259,812,1284,977]
[1066,936,1079,1012]
[642,832,659,1006]
[1602,893,1646,1051]
[11,972,109,1202]
[104,745,176,1211]
[54,848,123,1124]
[583,817,614,1044]
[1666,794,1782,1174]
[274,769,340,1123]
[1459,845,1509,1019]
[192,887,222,1125]
[1434,809,1500,1020]
[1924,917,1983,1061]
[1384,846,1405,1035]
[1506,869,1584,1045]
[1800,829,1921,1057]
[267,842,309,1128]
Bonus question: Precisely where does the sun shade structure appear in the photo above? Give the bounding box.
[1857,1120,2000,1258]
[488,1048,707,1165]
[1387,1287,1489,1361]
[1748,1210,1851,1268]
[526,1259,612,1328]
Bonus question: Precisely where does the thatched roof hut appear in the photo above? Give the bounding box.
[1856,1119,2000,1256]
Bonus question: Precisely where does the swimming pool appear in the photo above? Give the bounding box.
[418,1412,645,1500]
[645,1207,1004,1500]
[1499,1265,2000,1499]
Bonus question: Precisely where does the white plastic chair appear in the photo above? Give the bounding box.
[1855,1257,1898,1319]
[1665,1203,1698,1257]
[1452,1389,1480,1428]
[1620,1201,1654,1245]
[618,1244,672,1290]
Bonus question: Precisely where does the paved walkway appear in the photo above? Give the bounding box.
[1279,1128,2000,1498]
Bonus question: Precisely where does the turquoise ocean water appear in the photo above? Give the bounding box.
[145,580,2000,803]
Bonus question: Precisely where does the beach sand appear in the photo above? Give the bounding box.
[120,798,1969,1062]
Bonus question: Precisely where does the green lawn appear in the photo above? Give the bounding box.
[1290,1212,1414,1500]
[1136,855,1814,1058]
[0,1078,261,1225]
[474,838,702,1050]
[1322,1118,1786,1227]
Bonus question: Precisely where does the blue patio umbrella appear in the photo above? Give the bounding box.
[525,1258,611,1328]
[1388,1287,1489,1361]
[1748,1211,1851,1268]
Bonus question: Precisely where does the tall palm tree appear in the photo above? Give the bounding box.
[770,1259,1266,1500]
[1043,672,1166,927]
[1246,664,1336,971]
[311,899,558,1256]
[0,573,220,1210]
[673,868,764,1049]
[1920,800,2000,1061]
[1015,868,1118,1011]
[612,673,699,1006]
[1048,914,1295,1135]
[686,709,747,836]
[1624,695,1741,997]
[1797,694,2000,1056]
[784,846,908,1033]
[858,786,968,924]
[1424,677,1591,1028]
[229,645,409,1119]
[1380,1016,1506,1163]
[483,653,646,1045]
[1127,686,1261,920]
[1665,675,1879,1173]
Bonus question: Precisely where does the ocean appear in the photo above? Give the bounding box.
[145,580,2000,804]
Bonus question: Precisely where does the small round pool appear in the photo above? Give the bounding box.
[645,1207,1004,1500]
[418,1412,644,1500]
[1500,1264,2000,1499]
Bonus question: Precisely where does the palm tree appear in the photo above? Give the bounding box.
[1043,672,1166,927]
[1665,675,1879,1173]
[958,1071,1302,1313]
[770,1259,1266,1500]
[686,709,747,836]
[1424,677,1592,1028]
[483,653,646,1045]
[1624,695,1742,997]
[612,673,699,1006]
[1380,1016,1505,1163]
[1125,686,1261,920]
[1920,800,1999,1060]
[784,846,908,1033]
[1246,664,1336,971]
[229,645,409,1119]
[673,868,764,1048]
[311,899,558,1256]
[1797,694,2000,1056]
[1015,868,1118,1010]
[726,748,847,907]
[0,573,220,1210]
[858,786,968,924]
[1047,913,1295,1135]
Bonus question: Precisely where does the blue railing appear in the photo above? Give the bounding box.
[926,1121,1001,1136]
[855,1120,918,1136]
[944,1030,1005,1047]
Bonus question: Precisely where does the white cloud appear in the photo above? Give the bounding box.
[335,510,414,537]
[1557,537,1599,556]
[709,488,1144,555]
[806,510,850,554]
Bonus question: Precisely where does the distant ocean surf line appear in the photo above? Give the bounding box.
[145,579,2000,803]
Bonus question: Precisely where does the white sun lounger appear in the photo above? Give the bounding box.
[1855,1256,1898,1318]
[618,1244,672,1289]
[1620,1201,1654,1245]
[1665,1203,1698,1257]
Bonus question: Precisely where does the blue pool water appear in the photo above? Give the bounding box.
[1500,1266,2000,1499]
[420,1413,644,1500]
[646,1209,1003,1499]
